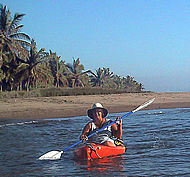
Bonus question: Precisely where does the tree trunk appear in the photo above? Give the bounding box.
[26,77,30,92]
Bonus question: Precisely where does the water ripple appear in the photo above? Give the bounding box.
[0,108,190,176]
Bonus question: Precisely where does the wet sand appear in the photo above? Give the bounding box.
[0,92,190,119]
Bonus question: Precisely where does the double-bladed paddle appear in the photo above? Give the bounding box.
[38,98,155,160]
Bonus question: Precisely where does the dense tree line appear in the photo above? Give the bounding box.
[0,4,143,92]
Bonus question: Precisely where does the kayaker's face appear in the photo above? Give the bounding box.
[92,109,103,122]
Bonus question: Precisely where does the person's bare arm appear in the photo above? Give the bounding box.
[111,117,122,139]
[80,123,91,142]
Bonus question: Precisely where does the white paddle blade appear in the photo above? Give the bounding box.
[132,98,155,113]
[38,151,63,160]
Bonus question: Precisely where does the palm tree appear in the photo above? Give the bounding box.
[89,68,105,87]
[102,68,116,88]
[112,75,122,89]
[89,67,115,88]
[31,62,54,89]
[65,58,90,87]
[0,4,31,90]
[49,50,68,87]
[0,4,30,60]
[122,75,143,92]
[10,39,51,91]
[23,39,51,90]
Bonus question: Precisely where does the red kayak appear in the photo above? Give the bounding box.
[74,144,126,160]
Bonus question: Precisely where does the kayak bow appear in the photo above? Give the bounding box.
[74,144,126,160]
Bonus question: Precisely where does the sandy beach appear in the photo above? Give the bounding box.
[0,92,190,119]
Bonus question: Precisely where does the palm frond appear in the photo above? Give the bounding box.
[65,63,74,72]
[9,32,30,41]
[10,13,25,30]
[9,24,24,34]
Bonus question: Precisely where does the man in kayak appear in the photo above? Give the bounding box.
[80,103,123,147]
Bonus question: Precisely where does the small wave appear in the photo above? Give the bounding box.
[0,120,40,128]
[0,116,85,128]
[148,111,163,115]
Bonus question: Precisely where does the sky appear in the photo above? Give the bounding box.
[1,0,190,92]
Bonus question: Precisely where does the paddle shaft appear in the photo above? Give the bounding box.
[62,111,133,153]
[38,98,155,160]
[63,98,155,153]
[62,98,155,152]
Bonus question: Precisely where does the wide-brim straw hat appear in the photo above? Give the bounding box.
[87,103,108,119]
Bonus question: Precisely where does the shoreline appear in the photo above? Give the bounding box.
[0,92,190,120]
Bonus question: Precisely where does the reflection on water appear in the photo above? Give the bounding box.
[75,155,124,172]
[0,108,190,176]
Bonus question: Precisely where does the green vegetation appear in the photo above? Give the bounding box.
[0,4,144,95]
[0,87,147,99]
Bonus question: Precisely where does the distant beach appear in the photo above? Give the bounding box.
[0,92,190,119]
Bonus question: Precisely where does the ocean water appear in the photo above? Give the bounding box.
[0,108,190,176]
